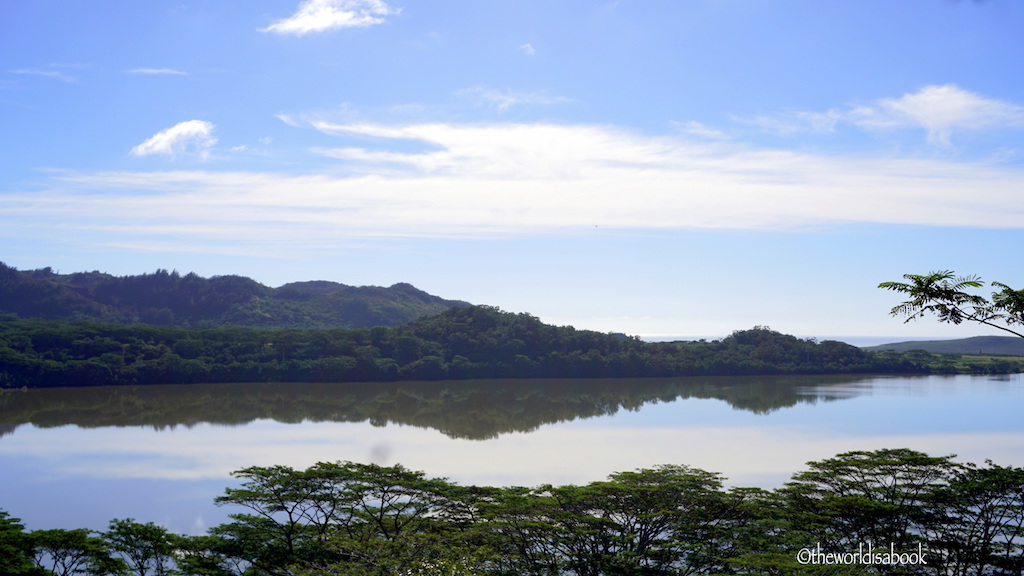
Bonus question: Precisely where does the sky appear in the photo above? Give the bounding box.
[2,0,1024,343]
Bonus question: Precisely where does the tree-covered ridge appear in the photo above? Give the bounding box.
[2,305,1004,389]
[3,449,1024,575]
[0,262,470,329]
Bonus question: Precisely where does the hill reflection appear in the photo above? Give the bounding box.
[0,375,878,440]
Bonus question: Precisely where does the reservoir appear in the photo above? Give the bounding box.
[1,373,1022,534]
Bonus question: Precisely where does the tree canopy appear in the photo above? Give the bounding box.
[5,449,1024,575]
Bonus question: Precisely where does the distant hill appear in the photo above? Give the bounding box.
[0,262,470,329]
[864,336,1024,356]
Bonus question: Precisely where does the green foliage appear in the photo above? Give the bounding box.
[173,534,242,576]
[924,461,1024,575]
[779,449,961,551]
[29,528,125,576]
[487,465,744,576]
[214,461,490,576]
[880,270,1024,339]
[0,510,41,574]
[2,307,985,390]
[104,518,179,576]
[0,261,469,330]
[399,557,487,576]
[7,448,1024,575]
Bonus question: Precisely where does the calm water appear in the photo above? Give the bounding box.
[1,374,1022,534]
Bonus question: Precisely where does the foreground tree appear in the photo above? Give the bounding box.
[213,461,485,576]
[0,510,41,575]
[8,451,1024,576]
[30,528,126,576]
[925,462,1024,576]
[104,519,179,576]
[780,449,962,549]
[879,271,1024,338]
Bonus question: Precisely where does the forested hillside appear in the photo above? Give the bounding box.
[0,262,469,329]
[2,305,1005,389]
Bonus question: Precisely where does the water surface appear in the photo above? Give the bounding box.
[1,374,1021,534]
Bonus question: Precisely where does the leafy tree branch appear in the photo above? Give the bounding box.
[879,271,1024,339]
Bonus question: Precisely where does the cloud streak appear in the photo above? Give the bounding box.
[260,0,399,35]
[126,68,188,76]
[10,68,75,83]
[456,86,573,112]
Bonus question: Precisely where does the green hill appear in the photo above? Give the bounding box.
[864,336,1024,356]
[0,306,952,389]
[0,262,469,329]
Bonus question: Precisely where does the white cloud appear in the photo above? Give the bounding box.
[7,120,1023,257]
[749,85,1024,145]
[260,0,399,35]
[849,84,1024,145]
[130,120,217,158]
[126,68,187,76]
[520,43,536,56]
[456,86,573,112]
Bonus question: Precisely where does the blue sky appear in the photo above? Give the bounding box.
[3,0,1024,342]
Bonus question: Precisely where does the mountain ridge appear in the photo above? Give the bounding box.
[0,261,470,329]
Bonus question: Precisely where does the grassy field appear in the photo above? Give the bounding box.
[927,353,1024,374]
[865,335,1024,356]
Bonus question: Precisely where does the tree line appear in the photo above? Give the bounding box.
[3,448,1024,575]
[3,306,1016,389]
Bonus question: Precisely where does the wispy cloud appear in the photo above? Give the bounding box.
[520,43,536,56]
[10,68,75,83]
[275,113,304,127]
[748,84,1024,145]
[744,110,843,136]
[7,120,1024,257]
[675,121,730,140]
[456,86,573,112]
[260,0,399,35]
[126,68,188,76]
[130,120,217,158]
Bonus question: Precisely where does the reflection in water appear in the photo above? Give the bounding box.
[1,374,1022,534]
[0,374,873,440]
